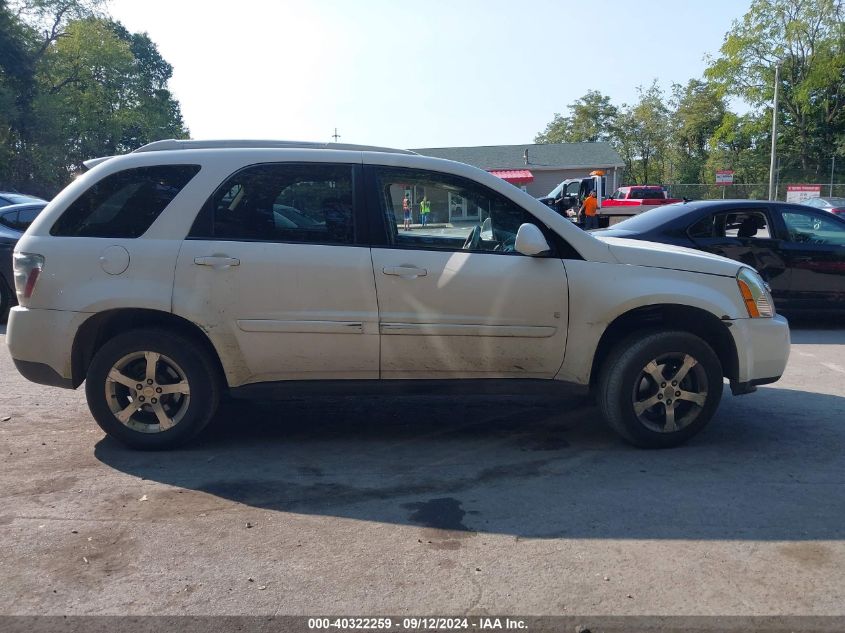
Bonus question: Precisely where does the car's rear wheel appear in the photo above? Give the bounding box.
[85,328,221,450]
[598,330,723,448]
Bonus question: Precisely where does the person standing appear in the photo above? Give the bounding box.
[402,194,412,230]
[579,190,599,230]
[420,196,430,227]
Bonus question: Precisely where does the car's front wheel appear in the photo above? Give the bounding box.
[598,331,724,448]
[85,328,221,450]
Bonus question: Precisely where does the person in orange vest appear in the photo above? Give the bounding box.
[580,190,599,230]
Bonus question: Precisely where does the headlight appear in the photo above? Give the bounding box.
[736,267,774,318]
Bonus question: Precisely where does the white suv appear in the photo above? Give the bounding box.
[6,140,790,449]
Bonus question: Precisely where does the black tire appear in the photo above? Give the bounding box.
[0,277,12,323]
[85,328,221,450]
[597,330,723,448]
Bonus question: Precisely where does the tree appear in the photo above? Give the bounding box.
[1,0,103,190]
[706,0,845,174]
[614,81,671,184]
[669,79,727,183]
[0,0,188,196]
[706,112,771,193]
[106,21,187,152]
[535,90,618,144]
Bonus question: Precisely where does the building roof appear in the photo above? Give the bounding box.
[488,169,534,184]
[412,142,624,171]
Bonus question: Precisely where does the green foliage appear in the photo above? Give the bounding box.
[706,0,845,173]
[669,79,727,184]
[706,112,771,192]
[0,0,188,196]
[534,90,618,144]
[536,0,845,192]
[613,81,671,184]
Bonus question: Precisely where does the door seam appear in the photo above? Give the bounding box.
[368,247,383,379]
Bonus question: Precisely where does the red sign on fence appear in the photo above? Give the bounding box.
[785,184,821,203]
[715,170,734,185]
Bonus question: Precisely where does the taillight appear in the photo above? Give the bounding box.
[830,208,845,216]
[13,252,45,305]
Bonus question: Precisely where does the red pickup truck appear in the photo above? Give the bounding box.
[604,186,683,211]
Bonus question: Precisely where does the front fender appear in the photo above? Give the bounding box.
[557,260,744,384]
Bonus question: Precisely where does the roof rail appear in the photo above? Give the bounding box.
[131,139,417,155]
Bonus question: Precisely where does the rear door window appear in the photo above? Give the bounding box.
[689,210,771,239]
[51,165,201,238]
[190,163,355,245]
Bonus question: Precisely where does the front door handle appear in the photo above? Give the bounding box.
[194,255,241,268]
[383,266,427,278]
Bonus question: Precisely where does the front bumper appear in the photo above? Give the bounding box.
[6,306,89,389]
[728,314,790,386]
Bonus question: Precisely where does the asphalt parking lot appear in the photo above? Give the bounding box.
[1,322,844,617]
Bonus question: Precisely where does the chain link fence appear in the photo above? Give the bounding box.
[666,183,845,201]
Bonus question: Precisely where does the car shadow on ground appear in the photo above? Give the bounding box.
[94,382,845,541]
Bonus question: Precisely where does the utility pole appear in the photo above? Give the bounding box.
[768,63,780,201]
[332,128,341,142]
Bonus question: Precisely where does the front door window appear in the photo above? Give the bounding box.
[781,209,845,246]
[374,166,552,256]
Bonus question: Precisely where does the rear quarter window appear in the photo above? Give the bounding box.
[51,165,201,238]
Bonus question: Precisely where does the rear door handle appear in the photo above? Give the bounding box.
[383,266,427,278]
[194,256,241,268]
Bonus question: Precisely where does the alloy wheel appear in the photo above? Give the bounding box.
[104,351,191,433]
[631,353,708,433]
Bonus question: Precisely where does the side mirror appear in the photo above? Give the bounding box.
[514,223,551,257]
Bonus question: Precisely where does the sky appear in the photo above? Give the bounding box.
[107,0,753,150]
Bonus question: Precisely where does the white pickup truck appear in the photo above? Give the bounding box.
[6,139,790,449]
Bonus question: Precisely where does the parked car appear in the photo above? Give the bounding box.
[802,196,845,216]
[596,199,845,313]
[0,192,45,207]
[6,139,789,450]
[0,201,48,320]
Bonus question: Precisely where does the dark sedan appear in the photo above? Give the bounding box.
[1,201,48,320]
[596,200,845,314]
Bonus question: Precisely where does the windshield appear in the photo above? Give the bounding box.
[0,193,41,206]
[546,182,564,198]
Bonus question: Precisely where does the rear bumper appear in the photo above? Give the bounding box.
[12,359,73,388]
[728,314,790,385]
[6,306,87,389]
